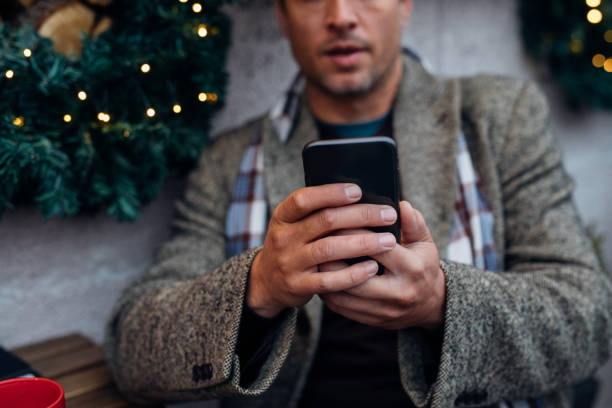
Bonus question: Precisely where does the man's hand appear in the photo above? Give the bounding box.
[319,201,446,330]
[247,183,399,318]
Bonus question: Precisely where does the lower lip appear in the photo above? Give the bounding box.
[325,50,365,68]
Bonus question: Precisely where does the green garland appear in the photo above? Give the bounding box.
[519,0,611,110]
[0,0,231,220]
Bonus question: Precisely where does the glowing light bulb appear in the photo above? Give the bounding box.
[124,129,130,138]
[13,116,24,127]
[146,108,156,117]
[179,0,188,2]
[78,91,87,101]
[209,93,218,102]
[141,63,151,73]
[587,9,603,24]
[63,114,72,123]
[198,92,207,102]
[586,0,601,7]
[604,59,612,73]
[198,24,208,37]
[23,48,32,58]
[605,30,612,43]
[192,3,202,13]
[173,104,182,113]
[593,54,606,68]
[5,70,14,79]
[98,112,110,122]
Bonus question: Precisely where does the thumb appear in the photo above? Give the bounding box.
[400,201,433,244]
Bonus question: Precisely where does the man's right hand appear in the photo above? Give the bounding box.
[247,183,398,318]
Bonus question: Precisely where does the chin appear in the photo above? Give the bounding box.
[317,72,376,96]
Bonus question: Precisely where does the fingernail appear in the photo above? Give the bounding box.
[380,234,396,249]
[381,208,396,223]
[365,261,378,276]
[345,185,361,199]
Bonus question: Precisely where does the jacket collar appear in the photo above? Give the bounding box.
[262,53,460,255]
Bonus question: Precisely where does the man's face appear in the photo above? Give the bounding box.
[277,0,412,96]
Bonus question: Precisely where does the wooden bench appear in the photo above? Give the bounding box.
[11,333,160,408]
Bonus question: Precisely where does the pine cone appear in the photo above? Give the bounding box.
[19,0,112,58]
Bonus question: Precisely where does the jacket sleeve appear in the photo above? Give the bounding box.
[399,81,612,407]
[103,126,298,404]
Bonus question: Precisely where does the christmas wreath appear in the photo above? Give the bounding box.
[0,0,231,220]
[519,0,611,110]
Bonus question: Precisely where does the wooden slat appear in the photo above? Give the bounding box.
[55,364,113,399]
[66,386,129,408]
[32,345,106,379]
[12,334,93,363]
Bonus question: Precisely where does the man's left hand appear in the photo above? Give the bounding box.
[319,201,446,330]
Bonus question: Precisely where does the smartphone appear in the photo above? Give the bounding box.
[302,136,401,275]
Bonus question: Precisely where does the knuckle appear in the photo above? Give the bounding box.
[268,229,285,248]
[291,191,307,212]
[359,205,373,223]
[360,234,376,251]
[277,254,291,273]
[317,275,332,293]
[314,239,334,261]
[318,208,336,229]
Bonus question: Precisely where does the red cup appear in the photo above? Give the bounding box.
[0,377,65,408]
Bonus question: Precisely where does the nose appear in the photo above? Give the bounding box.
[325,0,358,32]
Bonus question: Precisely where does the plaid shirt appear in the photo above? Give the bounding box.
[225,71,541,407]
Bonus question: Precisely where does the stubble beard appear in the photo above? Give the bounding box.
[305,52,401,99]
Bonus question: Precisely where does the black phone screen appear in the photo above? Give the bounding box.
[302,136,401,274]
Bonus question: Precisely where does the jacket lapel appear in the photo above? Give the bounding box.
[393,57,460,255]
[262,54,460,257]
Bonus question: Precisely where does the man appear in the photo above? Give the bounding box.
[104,0,612,407]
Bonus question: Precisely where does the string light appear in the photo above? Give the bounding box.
[209,93,218,102]
[198,24,208,38]
[141,63,151,73]
[593,54,606,68]
[123,129,130,138]
[97,112,111,122]
[63,114,72,123]
[178,0,188,2]
[192,3,202,13]
[78,90,87,101]
[198,92,207,102]
[605,30,612,43]
[23,48,32,58]
[146,108,156,117]
[587,9,603,24]
[173,104,182,113]
[13,116,24,127]
[586,0,601,7]
[604,59,612,73]
[569,39,583,54]
[5,70,14,79]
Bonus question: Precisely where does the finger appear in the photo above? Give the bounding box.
[321,291,393,317]
[400,201,433,244]
[321,295,386,327]
[298,232,396,267]
[274,184,362,223]
[298,204,397,242]
[319,260,349,272]
[297,260,379,294]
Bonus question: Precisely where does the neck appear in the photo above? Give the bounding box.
[305,55,403,124]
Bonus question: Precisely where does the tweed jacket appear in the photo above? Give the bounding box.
[104,55,612,408]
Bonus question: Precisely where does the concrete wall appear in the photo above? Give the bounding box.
[1,0,611,406]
